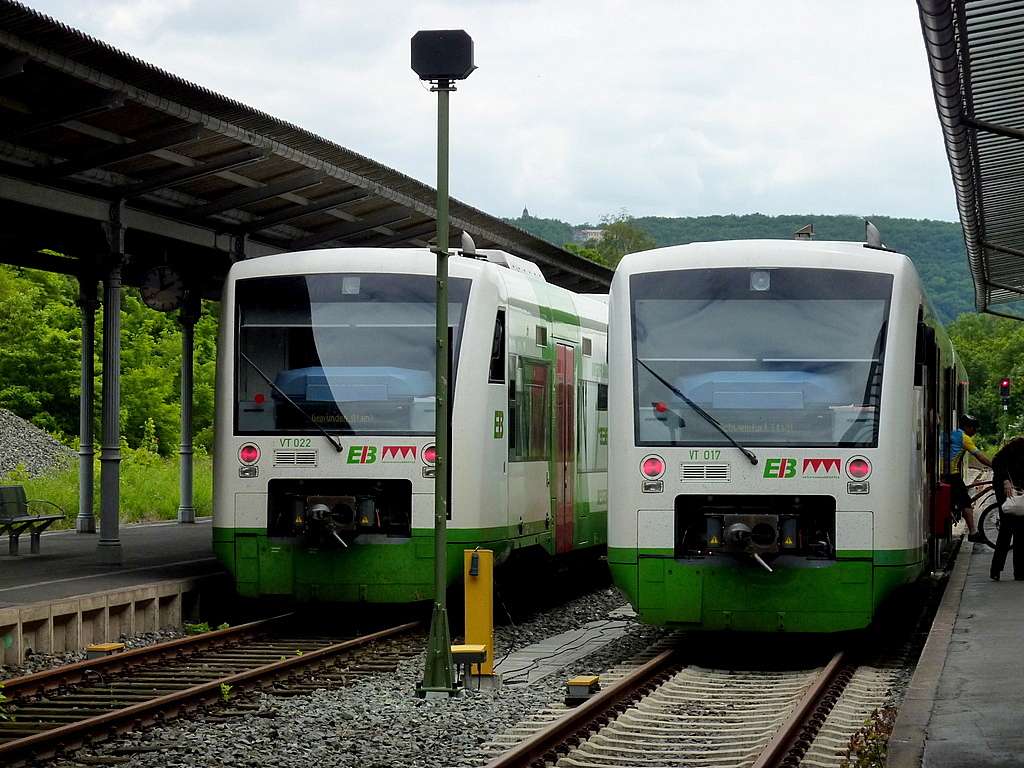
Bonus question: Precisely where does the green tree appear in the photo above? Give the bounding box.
[563,242,609,266]
[503,213,575,245]
[947,312,1024,442]
[506,212,973,323]
[593,211,657,267]
[0,266,83,437]
[0,264,219,456]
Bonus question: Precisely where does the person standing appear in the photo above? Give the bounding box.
[942,414,993,542]
[990,436,1024,581]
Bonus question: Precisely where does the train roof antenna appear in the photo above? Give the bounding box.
[460,231,477,256]
[865,220,883,248]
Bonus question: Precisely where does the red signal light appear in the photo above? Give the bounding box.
[238,443,260,465]
[655,402,668,413]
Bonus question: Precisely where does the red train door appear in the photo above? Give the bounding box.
[556,344,576,553]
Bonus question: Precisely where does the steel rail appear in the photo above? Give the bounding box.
[1,614,294,700]
[750,650,851,768]
[0,620,420,767]
[480,647,682,768]
[480,648,852,768]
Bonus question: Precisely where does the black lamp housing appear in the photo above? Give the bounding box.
[411,30,476,81]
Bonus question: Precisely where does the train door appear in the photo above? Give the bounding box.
[556,343,576,553]
[917,322,943,565]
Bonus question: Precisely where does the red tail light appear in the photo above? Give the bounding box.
[846,456,872,480]
[238,443,260,464]
[640,454,666,480]
[422,444,437,465]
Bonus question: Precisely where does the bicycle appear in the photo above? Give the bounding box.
[960,477,1004,550]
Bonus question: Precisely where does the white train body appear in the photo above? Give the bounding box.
[607,239,964,632]
[213,247,608,602]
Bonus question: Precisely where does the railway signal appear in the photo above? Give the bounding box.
[412,28,476,699]
[1001,378,1011,407]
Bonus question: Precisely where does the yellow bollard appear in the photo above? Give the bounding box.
[463,548,494,677]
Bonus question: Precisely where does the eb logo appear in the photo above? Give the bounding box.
[347,446,377,464]
[763,458,797,478]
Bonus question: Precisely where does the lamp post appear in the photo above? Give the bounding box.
[411,29,476,698]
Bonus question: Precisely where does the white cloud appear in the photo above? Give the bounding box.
[20,0,958,224]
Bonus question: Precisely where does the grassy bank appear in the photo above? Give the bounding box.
[3,449,213,528]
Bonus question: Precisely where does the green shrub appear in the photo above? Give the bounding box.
[842,706,898,768]
[3,451,213,527]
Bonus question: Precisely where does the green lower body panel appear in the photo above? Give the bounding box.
[608,547,923,633]
[214,527,515,602]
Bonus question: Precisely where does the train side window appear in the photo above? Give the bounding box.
[508,355,517,452]
[509,357,551,461]
[578,380,609,473]
[915,321,935,387]
[489,309,506,383]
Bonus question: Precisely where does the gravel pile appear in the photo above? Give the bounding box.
[0,408,77,479]
[58,587,665,768]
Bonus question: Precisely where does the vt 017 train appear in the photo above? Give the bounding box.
[213,247,609,603]
[607,236,965,633]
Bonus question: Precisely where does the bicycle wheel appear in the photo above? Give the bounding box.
[978,502,1006,550]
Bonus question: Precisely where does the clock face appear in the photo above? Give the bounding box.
[140,266,187,311]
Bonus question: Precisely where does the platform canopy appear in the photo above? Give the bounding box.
[919,0,1024,318]
[0,0,612,296]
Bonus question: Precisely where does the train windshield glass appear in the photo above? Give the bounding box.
[234,273,470,435]
[630,267,892,448]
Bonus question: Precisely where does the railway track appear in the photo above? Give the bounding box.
[0,615,421,767]
[473,634,903,768]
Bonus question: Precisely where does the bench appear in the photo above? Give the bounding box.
[0,484,66,555]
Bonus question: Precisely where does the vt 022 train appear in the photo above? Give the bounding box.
[607,236,965,633]
[213,247,609,603]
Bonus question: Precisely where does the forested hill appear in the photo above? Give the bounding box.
[504,212,972,324]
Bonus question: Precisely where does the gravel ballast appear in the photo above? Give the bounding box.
[54,587,665,768]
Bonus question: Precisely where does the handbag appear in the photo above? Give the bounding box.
[1002,469,1024,516]
[1002,494,1024,516]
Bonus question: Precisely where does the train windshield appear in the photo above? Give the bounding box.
[234,273,470,435]
[630,267,892,448]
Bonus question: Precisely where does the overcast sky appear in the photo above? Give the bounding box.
[20,0,958,225]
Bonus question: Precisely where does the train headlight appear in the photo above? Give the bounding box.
[238,443,260,465]
[845,456,872,480]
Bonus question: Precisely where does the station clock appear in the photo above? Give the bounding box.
[140,265,187,312]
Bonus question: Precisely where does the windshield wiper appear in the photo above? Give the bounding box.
[239,352,344,453]
[637,358,758,465]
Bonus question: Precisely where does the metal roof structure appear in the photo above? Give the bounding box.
[919,0,1024,318]
[0,0,612,295]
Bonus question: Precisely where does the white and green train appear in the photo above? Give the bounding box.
[608,237,966,633]
[213,247,609,603]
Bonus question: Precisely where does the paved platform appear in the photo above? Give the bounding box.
[0,517,222,607]
[891,537,1024,768]
[0,518,227,665]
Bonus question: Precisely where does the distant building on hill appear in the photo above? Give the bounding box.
[574,229,605,242]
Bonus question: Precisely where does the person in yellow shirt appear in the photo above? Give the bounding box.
[942,414,993,542]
